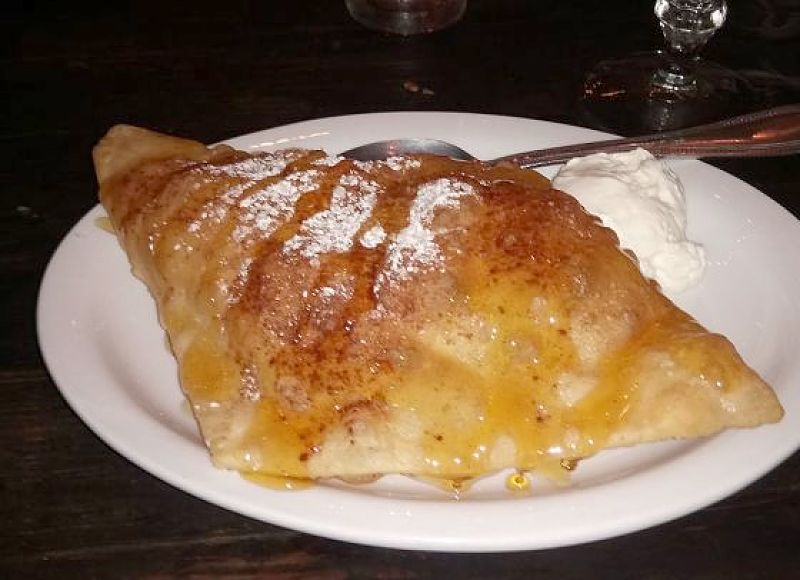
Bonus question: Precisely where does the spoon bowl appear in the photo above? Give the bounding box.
[343,139,475,162]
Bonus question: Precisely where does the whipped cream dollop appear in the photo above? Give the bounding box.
[552,148,705,293]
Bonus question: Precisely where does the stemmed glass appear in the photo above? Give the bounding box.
[582,0,757,133]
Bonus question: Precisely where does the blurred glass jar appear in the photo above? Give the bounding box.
[345,0,467,35]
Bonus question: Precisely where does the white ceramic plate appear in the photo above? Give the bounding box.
[38,113,800,552]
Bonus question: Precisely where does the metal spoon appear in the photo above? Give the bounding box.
[340,104,800,167]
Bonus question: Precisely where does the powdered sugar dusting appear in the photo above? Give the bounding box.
[225,256,254,305]
[316,282,354,302]
[412,178,475,223]
[240,366,261,402]
[188,201,229,233]
[312,154,344,167]
[360,224,386,249]
[186,151,307,234]
[385,156,422,171]
[233,170,320,243]
[354,161,375,172]
[374,178,475,296]
[209,150,305,180]
[355,157,421,172]
[283,173,381,260]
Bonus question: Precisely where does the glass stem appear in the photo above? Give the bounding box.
[652,0,727,93]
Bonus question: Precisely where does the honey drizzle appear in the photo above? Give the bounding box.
[413,475,476,496]
[94,215,115,233]
[242,472,314,491]
[505,471,531,493]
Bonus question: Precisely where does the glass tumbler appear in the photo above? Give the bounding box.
[345,0,467,35]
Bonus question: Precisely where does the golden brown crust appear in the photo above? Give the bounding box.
[94,125,783,482]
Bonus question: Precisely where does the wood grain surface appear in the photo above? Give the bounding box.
[2,1,798,577]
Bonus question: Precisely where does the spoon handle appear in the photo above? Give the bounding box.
[498,104,800,168]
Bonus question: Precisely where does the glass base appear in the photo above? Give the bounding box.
[345,0,466,35]
[580,51,761,134]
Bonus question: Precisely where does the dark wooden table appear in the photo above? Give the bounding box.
[3,1,799,577]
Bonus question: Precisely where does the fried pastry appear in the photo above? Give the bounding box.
[93,125,783,486]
